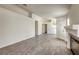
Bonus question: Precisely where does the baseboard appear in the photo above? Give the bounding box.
[0,35,35,49]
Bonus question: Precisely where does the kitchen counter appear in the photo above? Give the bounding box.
[65,26,79,55]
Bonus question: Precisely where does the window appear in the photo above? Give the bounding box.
[67,18,70,26]
[51,18,56,25]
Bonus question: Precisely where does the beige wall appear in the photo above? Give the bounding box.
[0,6,35,48]
[69,5,79,25]
[0,4,29,17]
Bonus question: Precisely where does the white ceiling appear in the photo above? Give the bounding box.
[27,4,71,18]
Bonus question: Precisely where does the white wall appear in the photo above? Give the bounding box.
[42,24,45,34]
[47,23,56,34]
[43,20,56,34]
[32,14,43,35]
[38,21,42,35]
[0,7,35,48]
[56,16,67,41]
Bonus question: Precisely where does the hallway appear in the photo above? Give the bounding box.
[0,34,72,55]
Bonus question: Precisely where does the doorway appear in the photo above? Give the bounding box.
[45,24,47,33]
[42,24,47,34]
[35,21,38,36]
